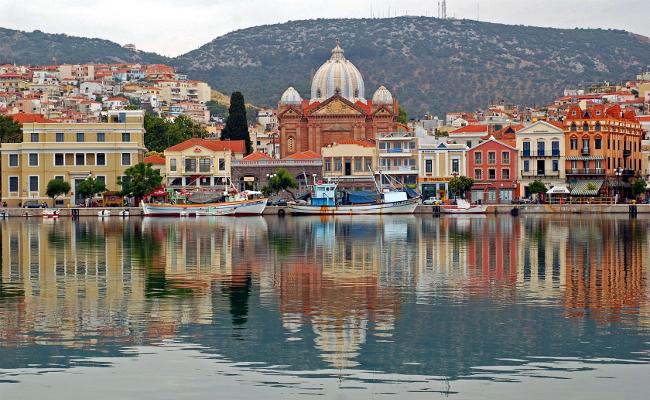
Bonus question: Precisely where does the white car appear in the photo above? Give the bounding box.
[422,197,440,205]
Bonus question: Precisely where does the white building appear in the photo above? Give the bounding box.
[515,121,566,197]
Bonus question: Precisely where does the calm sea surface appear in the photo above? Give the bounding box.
[0,215,649,399]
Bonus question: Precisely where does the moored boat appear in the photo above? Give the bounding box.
[42,209,60,219]
[141,197,267,216]
[442,199,488,214]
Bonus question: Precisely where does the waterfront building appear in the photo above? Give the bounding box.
[448,124,489,148]
[144,154,166,179]
[376,131,418,186]
[231,151,322,192]
[0,110,145,206]
[277,40,401,159]
[515,120,566,197]
[563,104,644,195]
[467,136,519,204]
[417,136,467,200]
[162,138,245,190]
[321,139,377,189]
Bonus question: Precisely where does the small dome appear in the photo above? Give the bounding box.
[310,39,365,103]
[280,87,302,105]
[372,86,393,105]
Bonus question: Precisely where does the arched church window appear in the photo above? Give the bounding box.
[571,123,577,132]
[288,136,295,153]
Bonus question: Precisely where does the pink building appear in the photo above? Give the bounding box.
[466,136,519,204]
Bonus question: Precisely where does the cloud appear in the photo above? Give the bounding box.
[0,0,647,56]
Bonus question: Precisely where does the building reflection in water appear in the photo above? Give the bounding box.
[0,215,648,373]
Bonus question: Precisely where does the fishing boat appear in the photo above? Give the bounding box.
[442,199,488,214]
[141,194,267,216]
[289,178,419,215]
[195,207,236,217]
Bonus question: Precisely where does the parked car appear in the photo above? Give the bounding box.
[23,200,45,208]
[422,197,440,205]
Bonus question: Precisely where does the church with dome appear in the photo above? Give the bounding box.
[277,40,400,158]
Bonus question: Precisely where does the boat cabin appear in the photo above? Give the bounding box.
[311,182,337,206]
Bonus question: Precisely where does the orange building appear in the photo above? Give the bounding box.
[277,41,400,159]
[564,104,643,190]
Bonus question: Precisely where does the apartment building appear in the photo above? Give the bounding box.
[516,120,566,197]
[0,110,146,206]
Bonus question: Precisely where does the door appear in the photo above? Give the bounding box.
[536,160,545,176]
[345,161,352,175]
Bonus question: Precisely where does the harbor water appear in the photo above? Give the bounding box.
[0,215,649,399]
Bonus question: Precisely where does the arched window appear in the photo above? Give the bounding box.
[583,122,589,132]
[595,122,601,132]
[354,88,359,98]
[316,89,322,98]
[287,136,295,153]
[571,123,577,132]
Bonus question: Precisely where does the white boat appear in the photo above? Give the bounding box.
[442,199,488,214]
[195,207,236,217]
[118,210,130,217]
[141,197,267,217]
[42,209,60,219]
[288,180,419,215]
[98,210,111,218]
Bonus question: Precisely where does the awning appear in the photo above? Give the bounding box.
[565,156,605,161]
[570,180,604,196]
[547,185,570,195]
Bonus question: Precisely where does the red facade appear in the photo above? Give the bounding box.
[467,137,519,204]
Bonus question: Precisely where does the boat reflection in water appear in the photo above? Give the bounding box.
[0,215,649,399]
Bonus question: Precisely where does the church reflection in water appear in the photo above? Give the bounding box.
[0,215,648,375]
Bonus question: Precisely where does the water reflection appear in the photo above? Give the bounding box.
[0,216,649,397]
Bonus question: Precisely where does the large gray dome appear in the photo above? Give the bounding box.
[310,40,365,103]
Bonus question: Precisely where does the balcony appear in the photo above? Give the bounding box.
[581,148,590,155]
[566,168,604,175]
[521,170,560,177]
[377,166,418,173]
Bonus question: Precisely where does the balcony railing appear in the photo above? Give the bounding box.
[522,150,531,157]
[552,150,560,157]
[537,150,545,156]
[377,166,418,172]
[521,170,560,177]
[566,168,604,175]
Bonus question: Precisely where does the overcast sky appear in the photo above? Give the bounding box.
[0,0,648,57]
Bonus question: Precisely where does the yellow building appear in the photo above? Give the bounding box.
[321,139,377,188]
[0,110,146,206]
[417,137,468,200]
[155,79,211,104]
[162,138,245,189]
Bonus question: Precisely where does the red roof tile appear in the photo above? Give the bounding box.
[165,138,246,154]
[10,113,53,123]
[284,150,321,160]
[243,152,274,161]
[144,155,166,165]
[450,124,488,134]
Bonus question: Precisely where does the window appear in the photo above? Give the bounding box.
[474,169,482,180]
[466,140,472,148]
[325,158,331,172]
[97,132,105,142]
[488,169,496,180]
[583,123,589,132]
[474,151,482,164]
[571,123,577,132]
[122,132,131,142]
[96,153,106,166]
[582,138,589,151]
[522,141,530,156]
[185,158,196,172]
[570,137,578,150]
[537,141,545,156]
[334,157,342,172]
[501,168,510,180]
[170,158,177,172]
[56,132,64,142]
[31,132,39,142]
[8,154,18,167]
[96,176,106,186]
[54,153,64,166]
[452,159,460,174]
[488,151,496,164]
[121,153,131,166]
[595,137,602,149]
[552,159,559,172]
[199,158,211,172]
[218,158,225,171]
[28,153,38,167]
[425,159,433,173]
[595,122,602,132]
[9,176,18,192]
[354,157,361,172]
[523,160,530,172]
[76,132,85,142]
[571,160,578,170]
[379,142,386,150]
[502,151,510,164]
[75,154,85,166]
[552,141,560,156]
[54,175,64,181]
[29,176,38,192]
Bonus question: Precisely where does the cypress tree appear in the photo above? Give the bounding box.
[221,91,251,154]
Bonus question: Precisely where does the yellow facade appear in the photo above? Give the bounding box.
[321,142,377,183]
[0,110,146,206]
[163,141,235,189]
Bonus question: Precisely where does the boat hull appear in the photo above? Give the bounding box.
[442,205,488,214]
[289,198,419,215]
[142,198,267,216]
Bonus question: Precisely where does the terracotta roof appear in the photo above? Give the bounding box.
[165,138,246,154]
[144,155,166,165]
[243,152,274,161]
[546,120,565,129]
[284,150,321,160]
[325,139,375,148]
[10,113,53,123]
[450,124,488,134]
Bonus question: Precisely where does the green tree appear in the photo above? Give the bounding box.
[632,178,647,199]
[397,105,408,125]
[528,180,547,195]
[221,91,251,154]
[0,115,22,143]
[143,114,207,153]
[45,179,71,206]
[448,176,474,198]
[118,162,163,201]
[76,177,106,203]
[264,168,298,199]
